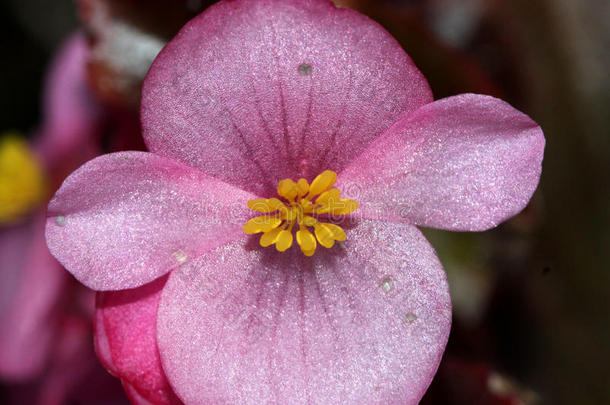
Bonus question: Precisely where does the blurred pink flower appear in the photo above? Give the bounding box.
[0,33,129,405]
[45,1,544,404]
[0,214,63,381]
[33,34,102,175]
[0,32,101,379]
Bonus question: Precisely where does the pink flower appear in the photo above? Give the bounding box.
[0,33,129,405]
[0,33,102,381]
[45,1,544,404]
[33,33,103,181]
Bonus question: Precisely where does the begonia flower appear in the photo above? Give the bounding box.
[45,1,544,404]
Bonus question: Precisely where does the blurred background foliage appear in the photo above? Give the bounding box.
[1,0,608,404]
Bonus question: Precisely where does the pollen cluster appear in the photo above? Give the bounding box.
[243,170,358,256]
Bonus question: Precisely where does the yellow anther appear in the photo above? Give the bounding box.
[285,208,298,222]
[302,215,317,227]
[0,134,46,224]
[244,170,356,255]
[300,199,314,212]
[276,230,293,252]
[296,227,316,256]
[334,199,359,215]
[315,188,340,205]
[278,179,299,201]
[243,215,282,234]
[315,199,359,215]
[260,227,283,247]
[296,178,309,197]
[247,198,285,213]
[308,170,337,197]
[314,223,346,248]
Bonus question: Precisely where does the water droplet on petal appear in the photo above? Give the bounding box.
[298,63,312,76]
[379,276,393,293]
[55,215,66,226]
[404,312,417,324]
[172,249,188,264]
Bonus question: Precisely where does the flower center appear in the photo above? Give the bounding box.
[243,170,358,256]
[0,134,46,224]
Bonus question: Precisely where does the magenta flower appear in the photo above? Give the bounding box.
[45,1,544,404]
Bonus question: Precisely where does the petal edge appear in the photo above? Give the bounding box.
[339,94,545,231]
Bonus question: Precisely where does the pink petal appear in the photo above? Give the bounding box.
[93,293,118,376]
[34,32,102,171]
[142,0,432,196]
[98,276,181,405]
[46,151,254,291]
[0,213,65,380]
[339,94,545,231]
[157,220,451,404]
[123,382,158,405]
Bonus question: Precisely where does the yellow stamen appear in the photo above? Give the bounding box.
[243,170,357,256]
[316,188,340,205]
[277,179,299,201]
[0,134,46,224]
[296,227,316,256]
[248,198,285,213]
[276,229,293,252]
[314,223,346,248]
[260,227,283,247]
[296,178,309,197]
[308,170,337,197]
[315,199,359,215]
[302,215,317,227]
[243,215,282,234]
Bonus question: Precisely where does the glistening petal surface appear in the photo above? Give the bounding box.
[46,151,253,290]
[98,276,182,405]
[339,94,545,231]
[142,0,432,195]
[157,220,451,404]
